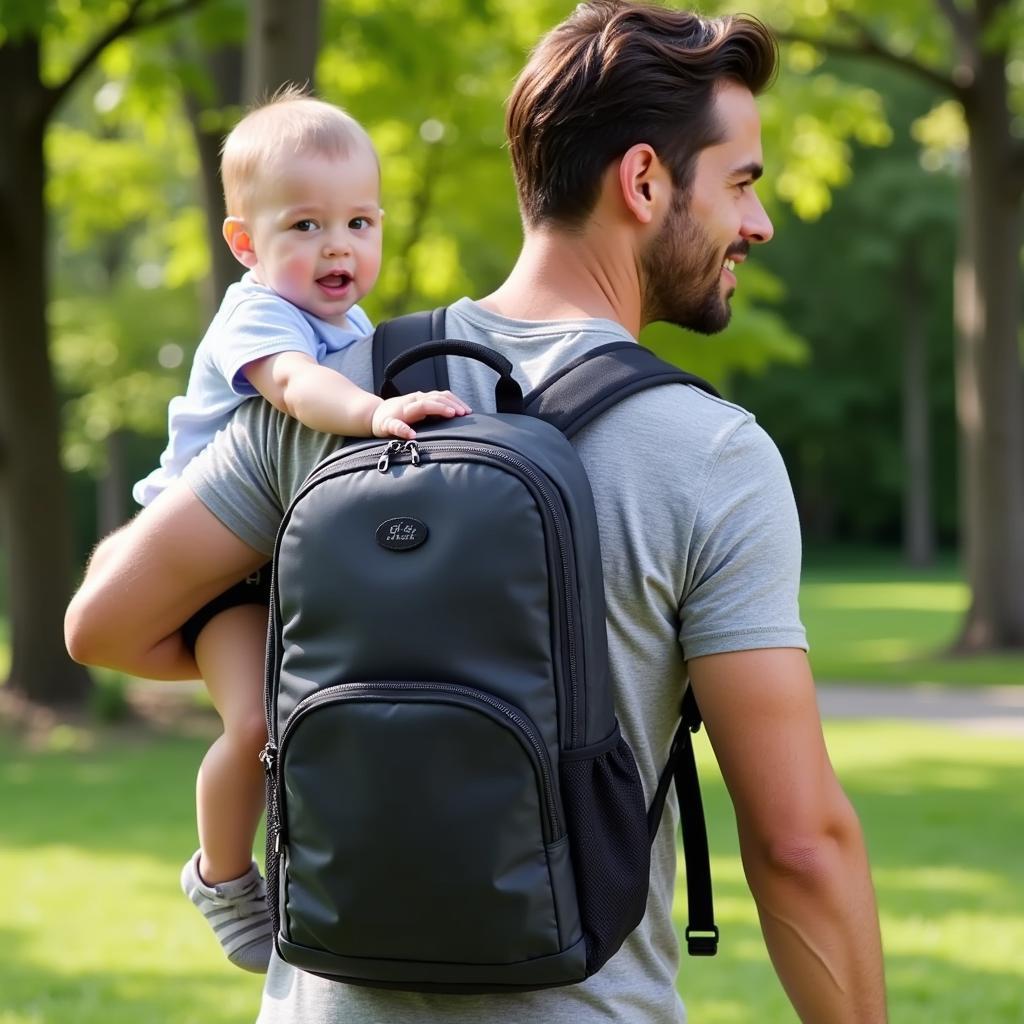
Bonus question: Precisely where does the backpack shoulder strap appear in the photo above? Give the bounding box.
[646,688,718,956]
[371,307,450,396]
[527,340,721,956]
[523,341,720,439]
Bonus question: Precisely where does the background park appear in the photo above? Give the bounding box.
[1,0,1023,1020]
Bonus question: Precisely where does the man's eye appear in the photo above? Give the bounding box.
[292,219,317,232]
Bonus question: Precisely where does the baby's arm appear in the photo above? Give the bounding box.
[243,351,470,439]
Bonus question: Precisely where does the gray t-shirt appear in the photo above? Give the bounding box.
[184,297,807,1024]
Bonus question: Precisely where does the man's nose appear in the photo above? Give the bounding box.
[743,195,773,244]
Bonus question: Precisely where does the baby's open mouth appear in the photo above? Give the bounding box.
[319,272,352,289]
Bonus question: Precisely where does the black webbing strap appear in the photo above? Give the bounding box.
[371,307,449,397]
[523,341,720,439]
[646,687,719,956]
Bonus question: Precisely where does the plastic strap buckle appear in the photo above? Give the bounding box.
[685,926,720,956]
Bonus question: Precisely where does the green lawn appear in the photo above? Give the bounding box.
[2,716,1021,1023]
[801,549,1024,685]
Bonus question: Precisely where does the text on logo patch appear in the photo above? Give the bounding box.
[376,517,428,551]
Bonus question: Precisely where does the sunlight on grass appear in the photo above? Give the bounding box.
[808,581,969,613]
[0,618,8,680]
[1,733,263,1024]
[873,866,1001,895]
[800,556,1024,684]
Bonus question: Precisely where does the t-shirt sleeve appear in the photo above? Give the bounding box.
[182,396,284,556]
[212,295,320,398]
[678,416,808,660]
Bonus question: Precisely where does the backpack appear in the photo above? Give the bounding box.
[260,308,720,993]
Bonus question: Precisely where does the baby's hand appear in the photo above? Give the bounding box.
[371,390,472,440]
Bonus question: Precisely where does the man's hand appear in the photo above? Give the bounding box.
[371,390,471,439]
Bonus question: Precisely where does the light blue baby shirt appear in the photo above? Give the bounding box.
[133,272,372,507]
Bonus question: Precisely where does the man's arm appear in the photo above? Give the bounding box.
[689,648,887,1024]
[65,482,267,680]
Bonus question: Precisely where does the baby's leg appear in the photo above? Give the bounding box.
[193,603,270,884]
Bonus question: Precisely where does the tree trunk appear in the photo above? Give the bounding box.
[954,37,1024,649]
[245,0,322,102]
[181,44,245,316]
[0,40,91,704]
[901,245,934,567]
[97,430,130,537]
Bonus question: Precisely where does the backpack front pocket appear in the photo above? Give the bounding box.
[273,681,577,968]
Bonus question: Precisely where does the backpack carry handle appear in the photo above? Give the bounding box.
[380,339,525,414]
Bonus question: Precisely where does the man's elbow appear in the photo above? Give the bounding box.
[748,799,867,892]
[64,591,104,667]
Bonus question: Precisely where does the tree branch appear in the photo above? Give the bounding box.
[41,0,211,121]
[776,18,964,100]
[933,0,975,51]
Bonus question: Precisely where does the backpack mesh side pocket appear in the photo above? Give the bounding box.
[560,725,650,974]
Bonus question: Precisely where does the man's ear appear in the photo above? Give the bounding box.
[617,144,669,226]
[223,217,257,268]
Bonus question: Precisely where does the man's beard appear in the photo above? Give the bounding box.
[641,191,737,335]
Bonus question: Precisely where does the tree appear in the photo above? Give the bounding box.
[0,0,209,706]
[742,0,1024,648]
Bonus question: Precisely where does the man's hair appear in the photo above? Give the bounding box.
[505,1,777,228]
[221,85,377,217]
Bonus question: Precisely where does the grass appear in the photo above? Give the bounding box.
[679,722,1024,1022]
[801,548,1024,685]
[2,712,1021,1023]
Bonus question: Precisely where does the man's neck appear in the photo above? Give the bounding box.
[477,225,643,338]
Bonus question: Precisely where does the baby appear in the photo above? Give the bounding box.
[133,87,468,972]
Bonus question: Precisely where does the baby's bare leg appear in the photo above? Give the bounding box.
[194,604,269,884]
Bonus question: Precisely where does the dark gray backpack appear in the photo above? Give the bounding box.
[260,309,719,992]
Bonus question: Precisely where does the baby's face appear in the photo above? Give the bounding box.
[244,147,382,327]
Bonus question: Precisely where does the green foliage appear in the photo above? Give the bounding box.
[733,61,959,545]
[26,0,973,548]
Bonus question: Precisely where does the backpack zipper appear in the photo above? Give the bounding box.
[265,680,564,844]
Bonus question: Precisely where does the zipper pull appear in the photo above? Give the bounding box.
[258,742,277,775]
[376,439,403,474]
[403,440,420,466]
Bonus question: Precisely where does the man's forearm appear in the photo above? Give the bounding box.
[741,806,887,1023]
[65,485,265,680]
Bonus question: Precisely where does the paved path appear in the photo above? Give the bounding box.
[817,684,1024,737]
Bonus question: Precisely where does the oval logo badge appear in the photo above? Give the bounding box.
[376,517,428,551]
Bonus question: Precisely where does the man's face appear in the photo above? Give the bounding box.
[642,82,773,334]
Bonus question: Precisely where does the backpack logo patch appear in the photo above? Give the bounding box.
[376,517,428,551]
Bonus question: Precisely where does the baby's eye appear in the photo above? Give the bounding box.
[292,219,317,232]
[349,216,372,230]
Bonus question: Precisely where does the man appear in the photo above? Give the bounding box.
[65,2,887,1021]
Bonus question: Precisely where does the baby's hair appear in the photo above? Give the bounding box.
[221,84,377,217]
